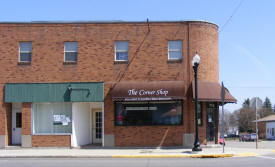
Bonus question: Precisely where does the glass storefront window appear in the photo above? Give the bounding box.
[33,103,72,134]
[115,101,183,126]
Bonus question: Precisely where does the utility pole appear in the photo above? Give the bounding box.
[221,82,225,153]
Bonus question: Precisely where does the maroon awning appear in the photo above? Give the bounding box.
[110,81,185,101]
[192,80,237,103]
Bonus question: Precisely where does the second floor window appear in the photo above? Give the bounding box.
[19,42,32,62]
[64,42,78,62]
[168,41,182,60]
[115,41,128,61]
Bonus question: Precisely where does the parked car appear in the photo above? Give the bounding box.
[227,133,239,138]
[239,134,250,142]
[239,133,257,142]
[250,133,257,141]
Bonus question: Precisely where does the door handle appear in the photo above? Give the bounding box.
[13,128,15,131]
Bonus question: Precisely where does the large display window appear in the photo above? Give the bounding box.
[115,101,183,126]
[32,103,72,134]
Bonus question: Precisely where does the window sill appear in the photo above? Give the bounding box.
[63,61,77,65]
[114,61,129,64]
[167,59,182,63]
[18,62,31,65]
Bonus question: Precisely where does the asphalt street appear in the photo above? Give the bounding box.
[1,155,275,167]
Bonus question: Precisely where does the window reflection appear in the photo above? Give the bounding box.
[115,101,183,126]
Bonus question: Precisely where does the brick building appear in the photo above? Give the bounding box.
[0,20,236,148]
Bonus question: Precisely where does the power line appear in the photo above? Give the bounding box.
[219,0,244,33]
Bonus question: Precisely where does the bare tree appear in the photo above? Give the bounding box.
[237,107,255,133]
[219,109,232,135]
[228,113,237,128]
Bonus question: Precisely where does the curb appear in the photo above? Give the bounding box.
[0,155,112,158]
[234,152,259,157]
[0,154,233,159]
[4,151,271,158]
[111,154,233,158]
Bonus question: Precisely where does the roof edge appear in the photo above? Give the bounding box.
[0,20,218,27]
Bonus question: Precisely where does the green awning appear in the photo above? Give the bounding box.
[5,82,104,103]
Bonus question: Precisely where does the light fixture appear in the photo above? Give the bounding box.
[192,52,200,67]
[192,52,202,152]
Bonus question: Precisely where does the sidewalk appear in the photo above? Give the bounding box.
[0,146,274,158]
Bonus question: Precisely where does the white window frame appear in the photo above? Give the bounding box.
[115,41,129,61]
[19,42,32,63]
[32,103,72,135]
[168,40,183,60]
[64,42,78,62]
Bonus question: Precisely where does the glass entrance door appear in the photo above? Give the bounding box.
[12,103,22,145]
[206,103,218,143]
[92,111,102,143]
[206,109,214,141]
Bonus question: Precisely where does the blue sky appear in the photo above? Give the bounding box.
[1,0,274,111]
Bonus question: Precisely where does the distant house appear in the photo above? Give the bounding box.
[253,115,275,140]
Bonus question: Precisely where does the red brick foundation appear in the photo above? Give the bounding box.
[32,135,71,147]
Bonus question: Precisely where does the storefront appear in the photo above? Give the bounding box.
[4,82,104,147]
[111,81,185,127]
[105,80,236,147]
[192,81,237,143]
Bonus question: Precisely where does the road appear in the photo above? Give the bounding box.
[1,140,274,167]
[225,140,275,149]
[1,155,275,167]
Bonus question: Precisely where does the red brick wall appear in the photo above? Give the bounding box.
[0,21,218,147]
[32,135,71,147]
[253,122,266,139]
[189,22,219,82]
[22,103,31,135]
[0,21,218,94]
[199,102,207,145]
[258,122,266,139]
[5,104,12,145]
[0,83,12,145]
[5,103,12,145]
[0,85,7,136]
[115,126,183,147]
